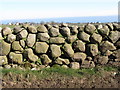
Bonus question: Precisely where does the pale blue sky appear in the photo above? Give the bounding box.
[0,0,119,20]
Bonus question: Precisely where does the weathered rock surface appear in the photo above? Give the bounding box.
[78,32,90,42]
[19,40,25,48]
[63,43,74,57]
[0,41,11,55]
[50,44,61,58]
[98,25,110,36]
[27,26,37,33]
[66,35,77,43]
[85,24,96,34]
[37,33,50,41]
[90,33,102,43]
[109,31,120,43]
[24,48,38,62]
[73,52,86,62]
[7,34,16,43]
[37,25,48,33]
[86,44,99,56]
[26,34,36,47]
[35,42,49,54]
[49,27,60,37]
[69,26,78,35]
[81,61,95,68]
[73,40,85,52]
[60,27,70,37]
[49,37,65,44]
[0,56,8,65]
[9,52,23,64]
[55,57,70,65]
[40,54,52,65]
[13,26,23,34]
[17,29,28,40]
[70,62,80,69]
[2,27,12,36]
[12,41,23,51]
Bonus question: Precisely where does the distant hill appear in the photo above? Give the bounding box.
[1,15,118,24]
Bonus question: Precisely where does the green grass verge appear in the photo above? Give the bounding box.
[1,66,119,79]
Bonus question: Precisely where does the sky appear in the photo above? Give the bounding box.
[0,0,119,20]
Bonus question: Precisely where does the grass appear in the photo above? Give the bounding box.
[1,66,119,79]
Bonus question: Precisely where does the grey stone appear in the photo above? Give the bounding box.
[27,26,37,33]
[86,44,99,56]
[63,43,74,57]
[55,57,70,65]
[112,49,120,61]
[100,41,116,53]
[0,33,3,40]
[0,41,11,55]
[109,31,120,43]
[98,25,110,36]
[40,54,52,65]
[37,25,48,33]
[13,26,23,34]
[106,23,114,31]
[73,52,86,62]
[0,56,8,65]
[60,27,70,37]
[19,40,25,48]
[67,35,77,43]
[85,24,96,34]
[37,33,50,41]
[73,40,85,52]
[78,25,85,32]
[9,52,23,64]
[94,55,108,65]
[26,34,36,47]
[78,32,90,42]
[2,27,12,36]
[49,37,65,44]
[17,29,28,40]
[81,61,95,68]
[35,42,49,54]
[50,44,61,58]
[70,62,80,69]
[49,27,60,37]
[7,34,16,43]
[61,65,69,68]
[24,48,38,62]
[70,26,78,34]
[12,41,23,51]
[90,33,102,43]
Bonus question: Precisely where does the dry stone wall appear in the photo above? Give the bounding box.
[0,23,120,69]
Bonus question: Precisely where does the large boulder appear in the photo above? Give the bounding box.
[12,41,23,51]
[90,33,102,43]
[37,25,48,33]
[94,55,109,65]
[78,32,90,42]
[40,54,52,65]
[100,41,116,53]
[37,33,50,41]
[49,27,60,37]
[109,31,120,43]
[35,42,49,54]
[7,34,16,43]
[2,27,12,36]
[13,26,23,34]
[66,35,77,43]
[26,34,36,47]
[50,44,61,58]
[9,52,23,64]
[17,29,28,40]
[0,56,8,65]
[55,57,70,65]
[73,40,85,52]
[49,37,65,44]
[86,44,99,56]
[0,41,11,55]
[69,62,80,69]
[81,61,95,68]
[85,24,96,34]
[98,25,110,36]
[63,43,74,57]
[73,52,86,62]
[27,26,37,33]
[60,27,70,37]
[78,25,85,32]
[24,48,38,62]
[69,26,78,35]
